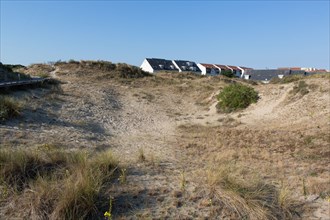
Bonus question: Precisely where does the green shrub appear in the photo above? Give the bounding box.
[0,96,23,120]
[221,70,235,78]
[36,72,49,78]
[290,81,309,96]
[217,83,258,112]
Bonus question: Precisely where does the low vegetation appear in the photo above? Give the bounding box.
[217,83,259,112]
[0,146,119,219]
[0,62,31,81]
[54,60,151,79]
[270,75,304,84]
[206,165,299,219]
[1,61,328,218]
[290,80,309,96]
[221,70,235,78]
[0,96,23,120]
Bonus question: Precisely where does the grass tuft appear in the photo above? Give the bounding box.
[206,165,300,219]
[138,148,146,162]
[0,96,23,120]
[0,147,119,219]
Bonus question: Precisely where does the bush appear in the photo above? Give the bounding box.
[217,83,258,112]
[0,96,23,120]
[221,70,235,78]
[290,80,309,96]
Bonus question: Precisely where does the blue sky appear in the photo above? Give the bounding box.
[1,0,329,69]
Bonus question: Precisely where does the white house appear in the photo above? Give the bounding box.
[140,58,178,73]
[197,63,220,75]
[172,60,202,74]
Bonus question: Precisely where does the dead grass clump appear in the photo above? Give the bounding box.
[206,166,300,219]
[24,63,55,77]
[290,80,309,96]
[0,96,23,120]
[0,147,119,219]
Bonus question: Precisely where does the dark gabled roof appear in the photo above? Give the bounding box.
[146,58,179,71]
[245,69,307,81]
[173,60,201,72]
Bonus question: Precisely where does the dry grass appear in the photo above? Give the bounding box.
[0,146,119,219]
[52,60,151,79]
[205,165,300,219]
[0,95,23,120]
[178,124,329,218]
[138,148,146,162]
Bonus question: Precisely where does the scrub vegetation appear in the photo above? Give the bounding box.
[1,61,329,219]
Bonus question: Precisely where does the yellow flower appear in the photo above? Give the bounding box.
[104,211,111,217]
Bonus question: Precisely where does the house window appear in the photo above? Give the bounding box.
[189,66,196,71]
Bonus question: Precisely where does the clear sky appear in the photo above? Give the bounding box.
[1,0,329,69]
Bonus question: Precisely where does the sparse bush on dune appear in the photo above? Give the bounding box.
[217,83,259,112]
[0,62,31,81]
[53,60,150,78]
[270,75,304,84]
[0,96,23,120]
[271,72,330,84]
[0,147,119,219]
[290,80,309,96]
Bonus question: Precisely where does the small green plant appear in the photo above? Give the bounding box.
[138,148,146,162]
[118,168,127,184]
[216,83,259,112]
[0,96,23,120]
[302,178,308,198]
[180,171,186,190]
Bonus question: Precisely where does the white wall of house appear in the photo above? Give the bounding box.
[237,66,245,78]
[197,63,207,75]
[172,61,182,72]
[213,65,222,74]
[140,59,154,73]
[235,70,242,78]
[225,65,233,73]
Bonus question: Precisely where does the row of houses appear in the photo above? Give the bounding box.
[140,58,328,83]
[140,58,251,78]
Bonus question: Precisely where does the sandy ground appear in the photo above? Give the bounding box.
[1,73,329,219]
